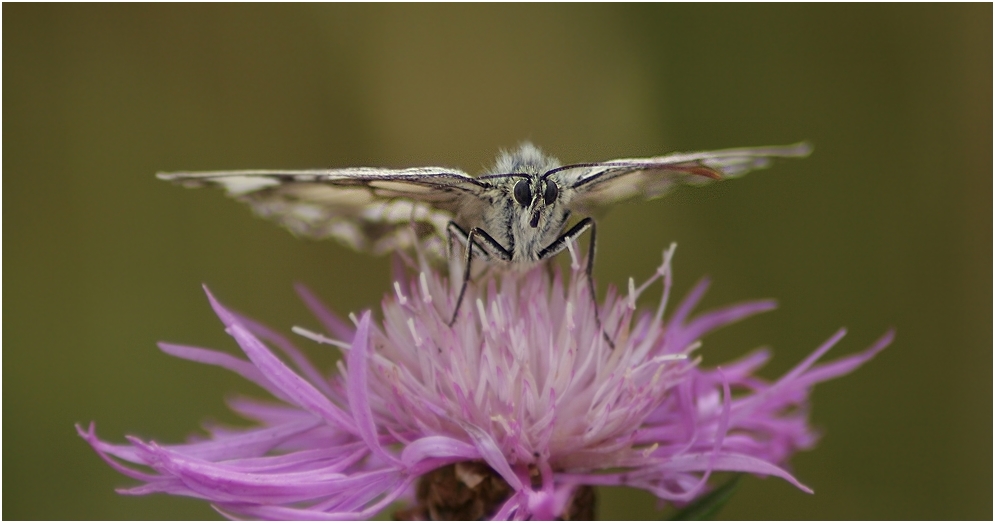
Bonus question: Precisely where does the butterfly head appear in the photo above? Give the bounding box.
[489,142,565,229]
[512,177,560,228]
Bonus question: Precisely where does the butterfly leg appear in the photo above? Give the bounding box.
[538,218,614,348]
[446,221,468,260]
[448,227,512,327]
[446,221,492,262]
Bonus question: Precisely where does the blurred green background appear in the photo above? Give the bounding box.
[4,4,990,520]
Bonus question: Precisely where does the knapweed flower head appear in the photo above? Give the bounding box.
[79,244,891,519]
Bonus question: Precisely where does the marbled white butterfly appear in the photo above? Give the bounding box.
[159,142,811,331]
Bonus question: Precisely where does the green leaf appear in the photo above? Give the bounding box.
[670,475,742,520]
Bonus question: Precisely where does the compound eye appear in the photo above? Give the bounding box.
[543,180,559,205]
[513,179,532,207]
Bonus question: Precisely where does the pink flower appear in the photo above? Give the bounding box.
[79,245,891,519]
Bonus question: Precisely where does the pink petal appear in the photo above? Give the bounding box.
[346,311,400,467]
[204,286,357,434]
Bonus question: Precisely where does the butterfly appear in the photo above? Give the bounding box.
[158,141,811,332]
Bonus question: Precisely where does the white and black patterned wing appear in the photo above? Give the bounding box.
[560,142,812,215]
[157,167,488,255]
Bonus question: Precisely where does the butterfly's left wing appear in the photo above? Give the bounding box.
[559,142,812,216]
[157,167,488,256]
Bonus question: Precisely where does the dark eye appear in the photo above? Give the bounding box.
[513,179,532,207]
[543,180,559,205]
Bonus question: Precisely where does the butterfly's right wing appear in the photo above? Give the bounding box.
[560,142,812,216]
[157,167,489,256]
